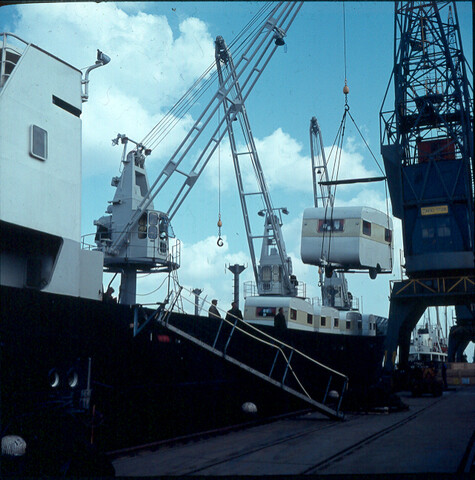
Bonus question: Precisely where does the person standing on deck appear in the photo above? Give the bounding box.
[208,299,221,318]
[225,302,242,322]
[274,307,287,339]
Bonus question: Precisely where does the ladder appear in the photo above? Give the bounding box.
[136,297,347,421]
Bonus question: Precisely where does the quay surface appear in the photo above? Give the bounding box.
[112,386,475,477]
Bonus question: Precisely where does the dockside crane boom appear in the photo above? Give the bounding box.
[94,2,303,304]
[310,116,333,209]
[215,35,298,297]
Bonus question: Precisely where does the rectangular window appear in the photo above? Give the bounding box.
[307,313,313,325]
[437,223,451,237]
[52,95,81,117]
[385,228,392,243]
[135,172,148,197]
[261,266,272,282]
[422,227,435,239]
[333,318,339,328]
[290,309,297,320]
[138,212,148,239]
[256,307,276,318]
[320,316,326,327]
[346,321,351,330]
[30,125,47,161]
[362,220,371,236]
[318,219,344,232]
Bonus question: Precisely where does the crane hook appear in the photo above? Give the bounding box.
[217,215,223,247]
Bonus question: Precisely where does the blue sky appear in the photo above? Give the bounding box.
[1,2,473,352]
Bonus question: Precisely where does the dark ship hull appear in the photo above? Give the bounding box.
[0,285,309,459]
[250,324,386,407]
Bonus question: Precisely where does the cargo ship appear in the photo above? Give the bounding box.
[0,30,315,475]
[0,7,384,474]
[0,8,344,474]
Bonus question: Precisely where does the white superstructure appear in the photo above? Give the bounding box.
[0,33,104,300]
[409,324,448,363]
[244,295,373,336]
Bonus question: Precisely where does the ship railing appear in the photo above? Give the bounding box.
[153,284,348,419]
[1,33,29,89]
[81,233,97,251]
[243,280,307,299]
[311,296,360,311]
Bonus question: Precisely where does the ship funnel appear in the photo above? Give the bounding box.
[81,49,111,102]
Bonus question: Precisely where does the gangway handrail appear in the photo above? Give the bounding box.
[193,290,348,381]
[156,315,345,420]
[153,284,348,417]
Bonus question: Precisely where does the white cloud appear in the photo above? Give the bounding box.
[203,126,381,205]
[14,2,215,178]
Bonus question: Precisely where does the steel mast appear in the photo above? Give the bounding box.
[215,35,298,297]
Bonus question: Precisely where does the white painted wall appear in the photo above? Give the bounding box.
[0,44,82,242]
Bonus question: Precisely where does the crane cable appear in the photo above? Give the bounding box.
[217,107,223,246]
[320,109,347,272]
[320,2,348,270]
[321,2,392,274]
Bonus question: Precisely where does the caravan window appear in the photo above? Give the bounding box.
[385,228,392,243]
[318,219,344,232]
[256,307,276,317]
[362,221,371,236]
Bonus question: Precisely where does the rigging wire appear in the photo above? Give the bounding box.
[136,273,169,296]
[320,1,392,274]
[141,2,274,152]
[320,109,348,269]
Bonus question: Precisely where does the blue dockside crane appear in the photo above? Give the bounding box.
[380,1,474,372]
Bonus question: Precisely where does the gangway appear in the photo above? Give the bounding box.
[133,288,347,421]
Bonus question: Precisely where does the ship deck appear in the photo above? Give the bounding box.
[111,386,475,477]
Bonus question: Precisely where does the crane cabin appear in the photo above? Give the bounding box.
[300,206,393,278]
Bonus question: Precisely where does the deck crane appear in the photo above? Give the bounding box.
[94,2,303,305]
[379,1,474,372]
[214,35,299,298]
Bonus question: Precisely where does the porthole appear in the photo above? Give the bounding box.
[48,369,60,388]
[67,369,79,388]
